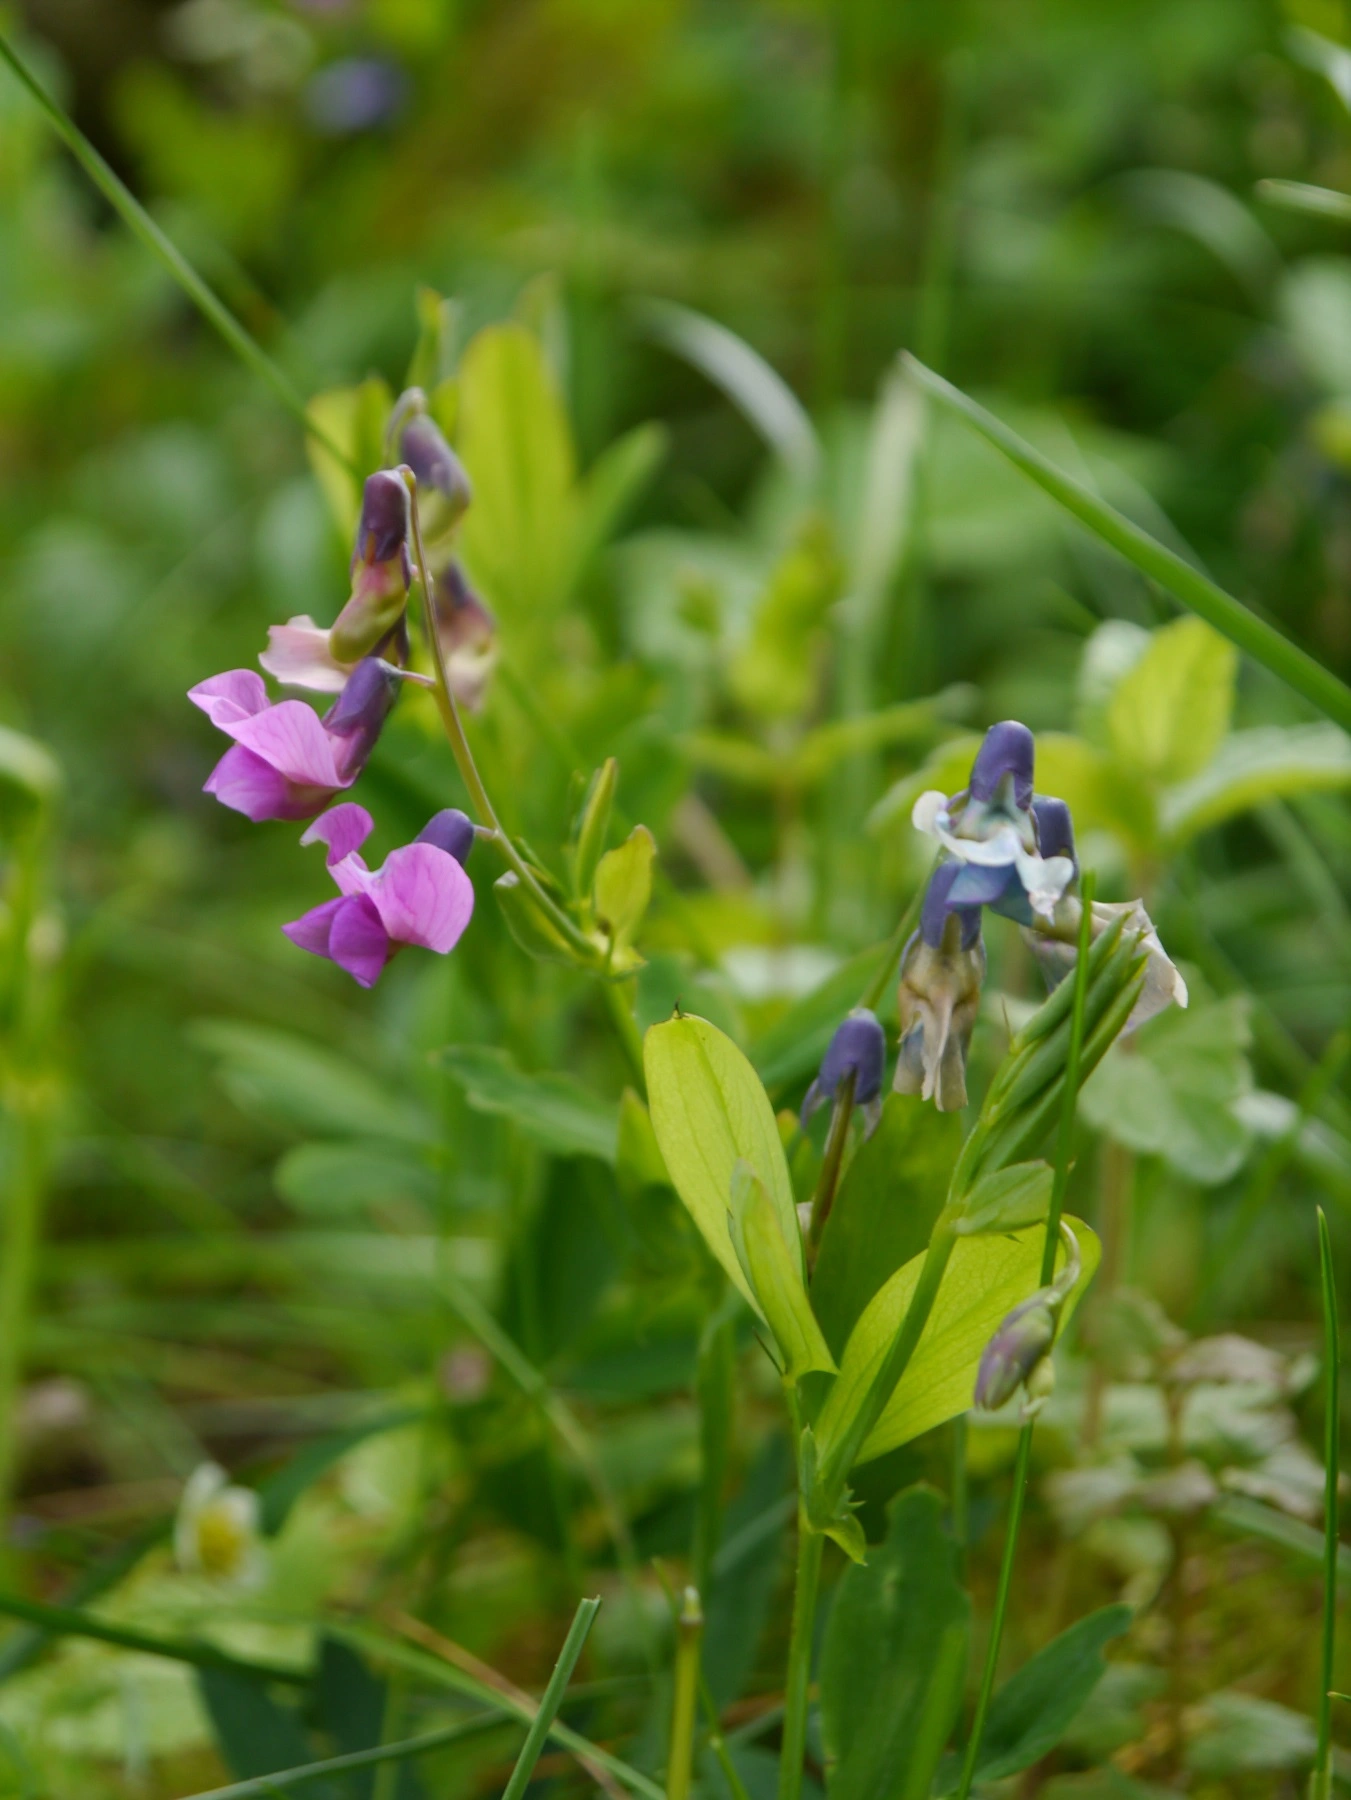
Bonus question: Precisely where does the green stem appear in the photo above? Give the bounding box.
[404,479,599,964]
[777,1518,825,1800]
[0,1094,49,1574]
[1316,1207,1341,1798]
[807,1069,856,1264]
[0,32,351,472]
[698,1671,752,1800]
[502,1598,600,1800]
[178,1713,507,1800]
[955,873,1097,1800]
[0,1591,306,1685]
[666,1588,703,1800]
[602,980,647,1094]
[904,356,1351,731]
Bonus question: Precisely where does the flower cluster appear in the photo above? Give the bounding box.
[189,396,488,985]
[894,720,1186,1111]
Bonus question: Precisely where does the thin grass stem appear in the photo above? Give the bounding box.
[501,1598,600,1800]
[666,1588,703,1800]
[1316,1207,1341,1798]
[776,1517,824,1800]
[955,871,1097,1800]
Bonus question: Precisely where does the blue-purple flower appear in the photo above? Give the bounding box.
[283,803,476,987]
[189,657,399,822]
[802,1009,886,1133]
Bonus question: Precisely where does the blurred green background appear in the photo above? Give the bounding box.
[6,0,1351,1792]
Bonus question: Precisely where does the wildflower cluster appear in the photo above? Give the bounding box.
[189,394,493,985]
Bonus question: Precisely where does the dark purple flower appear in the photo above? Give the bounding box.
[801,1008,886,1129]
[967,720,1035,810]
[305,57,408,135]
[189,658,398,822]
[283,803,475,987]
[330,472,412,664]
[431,560,497,710]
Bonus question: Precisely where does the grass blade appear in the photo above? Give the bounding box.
[1316,1206,1341,1798]
[902,355,1351,731]
[0,1590,306,1685]
[0,29,352,471]
[501,1598,600,1800]
[174,1713,502,1799]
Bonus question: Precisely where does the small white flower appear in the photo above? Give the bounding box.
[174,1463,265,1588]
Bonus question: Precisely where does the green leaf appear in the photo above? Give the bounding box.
[197,1668,325,1789]
[191,1021,430,1144]
[566,420,667,594]
[727,518,841,720]
[0,724,60,807]
[938,1605,1132,1789]
[1106,616,1236,786]
[952,1160,1054,1237]
[456,322,577,620]
[820,1485,970,1800]
[816,1220,1100,1465]
[645,1012,800,1313]
[615,1088,671,1194]
[1160,723,1351,843]
[810,1095,959,1359]
[259,1408,426,1536]
[435,1044,618,1163]
[592,823,655,968]
[1078,995,1253,1185]
[1183,1690,1316,1776]
[493,872,599,969]
[729,1163,835,1379]
[274,1142,437,1217]
[305,377,394,539]
[572,759,617,900]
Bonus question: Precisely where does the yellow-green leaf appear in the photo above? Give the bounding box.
[645,1013,799,1313]
[1106,616,1237,785]
[729,1164,835,1379]
[593,825,655,954]
[305,378,395,540]
[1159,722,1351,844]
[816,1220,1100,1465]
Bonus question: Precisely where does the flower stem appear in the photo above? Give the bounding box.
[1315,1205,1340,1799]
[807,1069,856,1266]
[776,1517,824,1800]
[403,477,598,965]
[602,980,647,1093]
[666,1588,703,1800]
[954,871,1097,1800]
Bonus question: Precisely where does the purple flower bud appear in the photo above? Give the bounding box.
[433,561,497,710]
[968,720,1035,811]
[973,1292,1058,1411]
[322,656,399,776]
[416,809,475,867]
[801,1008,886,1126]
[402,414,472,525]
[331,474,412,664]
[1032,795,1076,868]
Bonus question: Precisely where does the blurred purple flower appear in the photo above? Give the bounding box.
[189,658,398,822]
[283,802,475,986]
[401,410,472,534]
[305,57,407,135]
[973,1292,1058,1412]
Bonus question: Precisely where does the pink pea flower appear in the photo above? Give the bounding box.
[282,802,475,987]
[188,657,398,822]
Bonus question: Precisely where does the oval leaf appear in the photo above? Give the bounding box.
[729,1164,835,1379]
[645,1013,799,1313]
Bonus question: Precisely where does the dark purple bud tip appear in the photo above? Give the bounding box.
[802,1008,886,1124]
[353,471,411,568]
[973,1293,1057,1410]
[324,657,400,738]
[402,416,473,513]
[416,809,476,867]
[968,720,1035,810]
[920,862,987,951]
[1032,795,1076,868]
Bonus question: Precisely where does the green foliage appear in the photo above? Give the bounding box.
[435,1043,619,1162]
[820,1486,969,1800]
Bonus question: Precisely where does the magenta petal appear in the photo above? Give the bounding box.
[281,896,346,958]
[259,617,351,694]
[301,802,374,867]
[227,700,345,789]
[189,670,269,729]
[328,895,391,986]
[204,745,322,822]
[365,843,474,952]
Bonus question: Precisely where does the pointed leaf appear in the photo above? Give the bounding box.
[817,1220,1100,1465]
[952,1161,1054,1237]
[729,1164,835,1379]
[1160,722,1351,843]
[593,824,655,952]
[1107,617,1236,785]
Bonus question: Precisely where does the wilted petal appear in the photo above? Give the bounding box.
[361,842,474,952]
[281,895,346,957]
[204,745,322,822]
[894,920,986,1112]
[228,700,345,790]
[328,895,391,986]
[259,616,352,694]
[1026,895,1188,1030]
[189,670,269,729]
